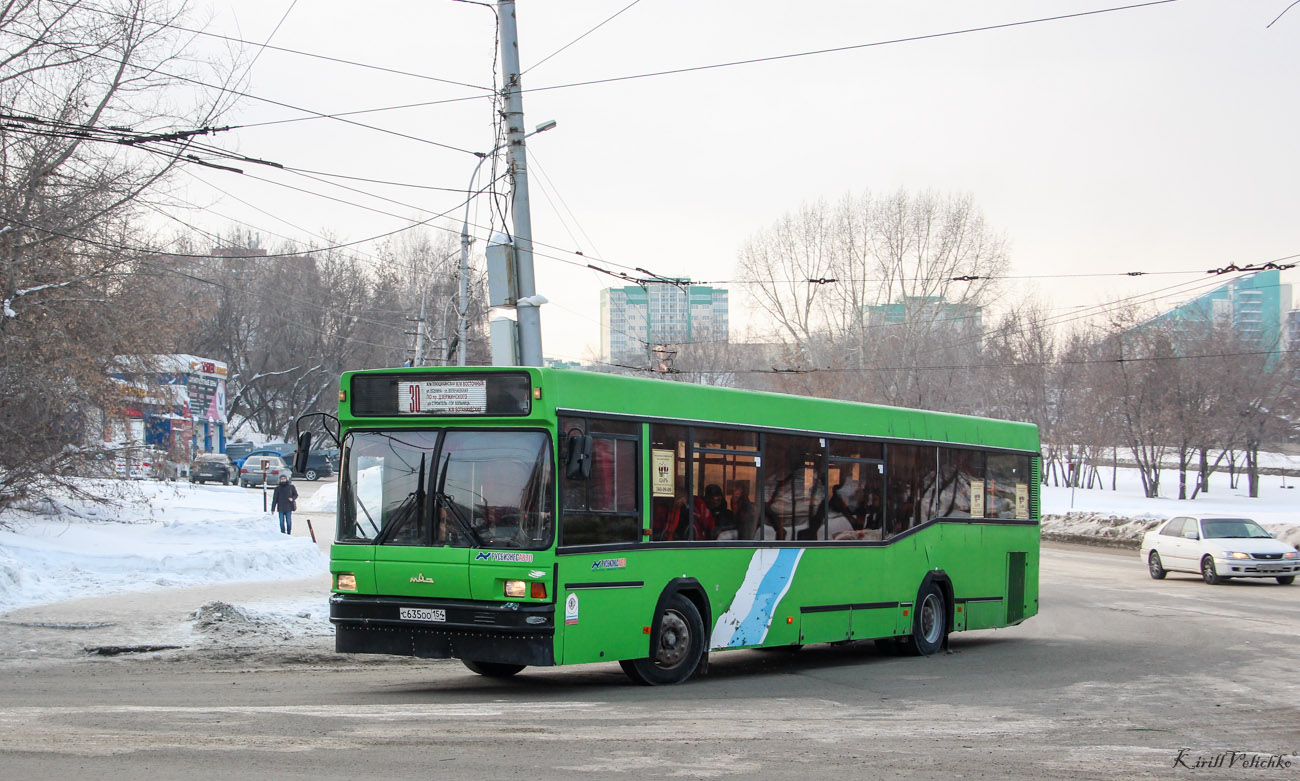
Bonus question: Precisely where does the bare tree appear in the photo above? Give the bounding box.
[737,188,1008,411]
[0,0,238,512]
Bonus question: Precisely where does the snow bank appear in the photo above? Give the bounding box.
[0,480,328,615]
[1042,466,1300,547]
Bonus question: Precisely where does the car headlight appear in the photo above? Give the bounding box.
[1284,551,1298,560]
[1224,551,1250,560]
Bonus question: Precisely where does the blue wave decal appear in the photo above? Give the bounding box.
[710,548,803,649]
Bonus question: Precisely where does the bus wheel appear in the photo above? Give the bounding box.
[462,660,525,678]
[899,583,947,656]
[620,594,705,685]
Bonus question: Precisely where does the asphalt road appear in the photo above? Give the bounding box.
[0,543,1297,780]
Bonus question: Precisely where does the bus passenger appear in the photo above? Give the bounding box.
[664,492,717,540]
[705,484,737,540]
[730,483,757,539]
[826,481,859,539]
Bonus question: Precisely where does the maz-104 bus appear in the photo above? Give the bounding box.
[294,367,1040,685]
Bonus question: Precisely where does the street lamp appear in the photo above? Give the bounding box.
[458,119,556,366]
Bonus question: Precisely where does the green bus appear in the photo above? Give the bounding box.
[299,366,1040,685]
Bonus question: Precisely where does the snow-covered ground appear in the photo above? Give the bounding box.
[0,479,328,615]
[1043,464,1300,547]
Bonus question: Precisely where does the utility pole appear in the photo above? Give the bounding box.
[498,0,543,367]
[412,286,427,366]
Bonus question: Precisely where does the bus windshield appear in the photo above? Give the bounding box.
[338,429,554,549]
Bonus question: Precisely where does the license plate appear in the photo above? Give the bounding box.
[399,607,445,622]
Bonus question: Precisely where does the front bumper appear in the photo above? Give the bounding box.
[330,593,555,666]
[1216,557,1299,578]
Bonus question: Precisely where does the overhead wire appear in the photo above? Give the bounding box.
[521,0,644,75]
[40,0,493,92]
[0,24,483,157]
[181,1,1181,134]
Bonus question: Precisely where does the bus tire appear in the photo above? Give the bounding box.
[620,594,705,685]
[899,583,947,656]
[462,660,525,678]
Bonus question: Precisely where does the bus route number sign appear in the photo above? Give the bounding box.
[397,379,488,415]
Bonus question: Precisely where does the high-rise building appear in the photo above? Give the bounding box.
[1147,269,1291,353]
[863,296,983,334]
[600,281,729,364]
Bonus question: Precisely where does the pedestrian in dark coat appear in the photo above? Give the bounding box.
[271,475,298,534]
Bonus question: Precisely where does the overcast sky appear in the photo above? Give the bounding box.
[177,0,1300,365]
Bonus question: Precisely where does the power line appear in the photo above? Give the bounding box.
[205,1,1181,133]
[523,1,1181,95]
[41,0,493,92]
[0,25,482,157]
[522,0,644,75]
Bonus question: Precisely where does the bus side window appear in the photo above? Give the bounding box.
[935,448,984,519]
[985,453,1029,520]
[762,434,824,541]
[559,417,641,546]
[886,444,936,536]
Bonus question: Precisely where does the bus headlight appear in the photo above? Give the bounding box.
[504,580,527,598]
[336,573,357,591]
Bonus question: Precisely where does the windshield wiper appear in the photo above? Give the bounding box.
[433,456,483,547]
[373,453,426,545]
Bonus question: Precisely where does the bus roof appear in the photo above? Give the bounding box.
[342,366,1040,453]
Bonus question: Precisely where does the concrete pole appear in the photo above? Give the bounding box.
[458,165,478,367]
[413,285,427,366]
[498,0,543,366]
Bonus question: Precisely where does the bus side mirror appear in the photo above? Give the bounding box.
[565,434,593,480]
[294,431,312,475]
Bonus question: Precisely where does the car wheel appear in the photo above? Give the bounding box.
[1277,575,1295,586]
[621,593,705,685]
[1201,556,1222,585]
[304,469,318,481]
[221,475,230,486]
[899,583,947,656]
[1147,551,1167,580]
[462,660,525,678]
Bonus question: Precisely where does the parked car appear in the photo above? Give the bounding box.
[117,448,176,481]
[189,452,237,485]
[242,447,334,481]
[1141,515,1299,585]
[239,454,292,487]
[295,451,336,481]
[231,443,294,468]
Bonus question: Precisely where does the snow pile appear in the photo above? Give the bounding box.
[0,480,328,615]
[299,483,338,512]
[190,598,333,644]
[1041,466,1300,546]
[1041,512,1163,545]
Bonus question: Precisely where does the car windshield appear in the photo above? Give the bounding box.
[338,429,554,550]
[1200,518,1272,539]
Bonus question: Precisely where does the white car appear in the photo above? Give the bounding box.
[1141,515,1299,585]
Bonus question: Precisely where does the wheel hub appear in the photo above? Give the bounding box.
[655,610,690,668]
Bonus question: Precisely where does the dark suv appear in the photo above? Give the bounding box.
[189,452,237,485]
